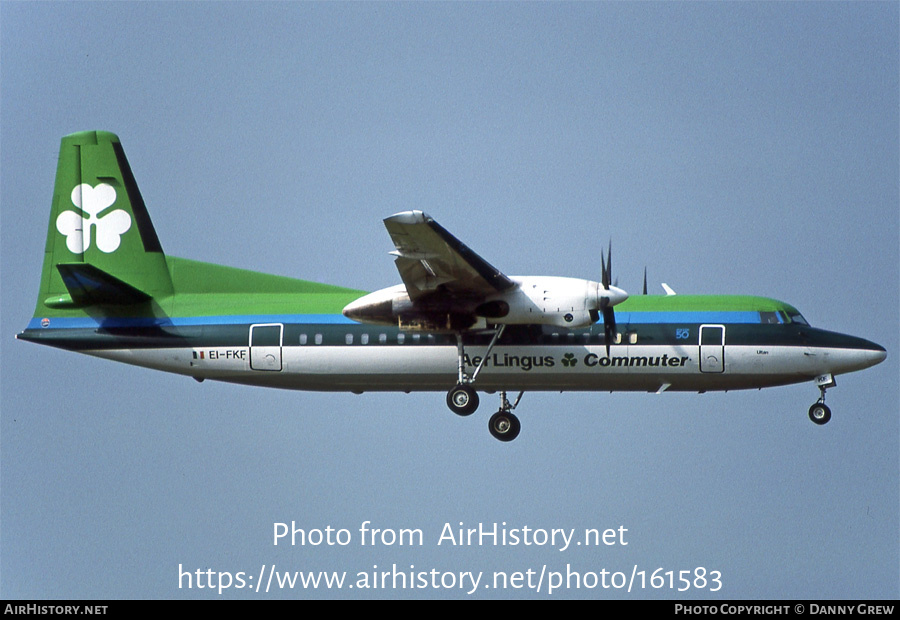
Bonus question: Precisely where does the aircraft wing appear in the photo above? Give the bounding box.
[383,211,515,301]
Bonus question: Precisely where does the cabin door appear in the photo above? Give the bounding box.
[250,323,283,371]
[699,325,725,373]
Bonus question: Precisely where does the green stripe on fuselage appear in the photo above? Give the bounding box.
[165,257,365,316]
[32,255,366,321]
[615,294,800,315]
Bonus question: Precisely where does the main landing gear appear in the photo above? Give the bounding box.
[808,374,835,425]
[488,391,523,442]
[445,325,523,442]
[446,384,479,416]
[446,325,505,418]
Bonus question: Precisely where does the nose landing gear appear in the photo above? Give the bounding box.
[808,374,835,425]
[808,401,832,425]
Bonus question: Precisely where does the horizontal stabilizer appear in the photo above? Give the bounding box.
[54,263,151,306]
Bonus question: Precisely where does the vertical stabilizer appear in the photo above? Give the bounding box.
[36,131,173,312]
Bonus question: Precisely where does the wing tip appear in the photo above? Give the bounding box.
[385,210,429,225]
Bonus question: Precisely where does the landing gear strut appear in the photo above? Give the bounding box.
[445,325,523,441]
[445,325,505,417]
[808,374,834,425]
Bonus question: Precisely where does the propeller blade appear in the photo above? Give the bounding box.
[606,242,612,289]
[597,240,625,355]
[601,250,609,290]
[643,267,648,295]
[603,306,616,357]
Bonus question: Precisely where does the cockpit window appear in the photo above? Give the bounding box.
[759,311,782,324]
[787,312,809,326]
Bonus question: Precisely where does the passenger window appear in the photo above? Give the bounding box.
[397,333,405,344]
[299,334,308,345]
[345,334,353,345]
[379,333,387,344]
[315,334,323,345]
[361,334,369,345]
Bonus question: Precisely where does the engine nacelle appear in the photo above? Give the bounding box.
[342,277,627,331]
[485,276,603,328]
[342,285,480,331]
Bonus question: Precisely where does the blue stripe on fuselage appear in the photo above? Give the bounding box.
[618,311,762,324]
[27,314,357,330]
[27,311,763,331]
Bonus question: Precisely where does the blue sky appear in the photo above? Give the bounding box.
[2,2,897,599]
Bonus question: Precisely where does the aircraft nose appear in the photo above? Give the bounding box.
[867,345,887,366]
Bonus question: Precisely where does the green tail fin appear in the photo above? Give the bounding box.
[36,131,173,312]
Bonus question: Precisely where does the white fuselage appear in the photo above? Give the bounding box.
[85,339,884,394]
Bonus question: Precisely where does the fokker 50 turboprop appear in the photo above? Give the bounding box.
[18,131,886,441]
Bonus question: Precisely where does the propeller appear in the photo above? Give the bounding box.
[643,267,648,295]
[599,242,628,356]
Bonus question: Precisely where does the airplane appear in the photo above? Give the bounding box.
[17,131,887,442]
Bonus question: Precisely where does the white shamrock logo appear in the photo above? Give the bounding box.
[56,183,132,253]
